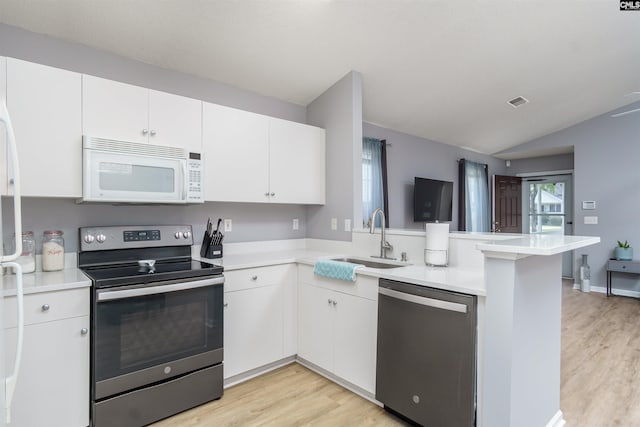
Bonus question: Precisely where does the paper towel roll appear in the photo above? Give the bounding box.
[425,223,450,266]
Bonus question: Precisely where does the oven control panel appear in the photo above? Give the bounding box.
[124,230,161,242]
[80,225,193,251]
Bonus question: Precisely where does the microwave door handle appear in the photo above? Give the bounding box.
[0,100,23,262]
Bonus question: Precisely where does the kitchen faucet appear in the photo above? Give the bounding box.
[369,208,395,259]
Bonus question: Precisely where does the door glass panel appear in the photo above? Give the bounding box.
[528,182,565,234]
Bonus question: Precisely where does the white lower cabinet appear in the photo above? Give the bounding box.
[223,264,296,379]
[297,268,378,394]
[3,287,90,427]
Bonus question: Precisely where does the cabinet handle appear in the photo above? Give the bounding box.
[142,129,148,135]
[332,300,337,306]
[224,303,229,308]
[264,192,270,197]
[150,130,157,136]
[41,304,50,312]
[270,192,275,197]
[251,275,258,281]
[81,328,88,336]
[327,299,332,305]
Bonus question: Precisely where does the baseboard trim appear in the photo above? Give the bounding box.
[546,410,565,427]
[572,284,640,298]
[295,357,379,405]
[223,356,296,388]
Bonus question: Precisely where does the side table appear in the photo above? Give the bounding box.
[606,259,640,296]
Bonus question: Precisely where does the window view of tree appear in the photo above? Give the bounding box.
[529,182,565,234]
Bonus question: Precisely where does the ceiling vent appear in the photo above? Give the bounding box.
[508,96,529,108]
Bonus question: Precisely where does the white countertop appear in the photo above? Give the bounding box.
[1,268,91,296]
[195,249,487,296]
[476,234,601,256]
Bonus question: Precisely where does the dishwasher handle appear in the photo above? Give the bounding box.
[379,286,468,313]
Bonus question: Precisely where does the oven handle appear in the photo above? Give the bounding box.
[97,276,224,301]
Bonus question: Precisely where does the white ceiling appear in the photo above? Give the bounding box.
[1,1,639,155]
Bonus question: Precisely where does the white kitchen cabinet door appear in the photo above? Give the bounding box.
[269,118,325,204]
[4,316,90,427]
[282,272,298,358]
[148,89,202,153]
[7,58,83,197]
[223,284,284,379]
[82,74,149,143]
[332,292,378,393]
[202,102,270,202]
[0,56,7,195]
[297,282,334,372]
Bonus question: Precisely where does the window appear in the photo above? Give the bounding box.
[362,137,388,227]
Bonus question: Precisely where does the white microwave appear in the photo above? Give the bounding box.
[81,136,204,204]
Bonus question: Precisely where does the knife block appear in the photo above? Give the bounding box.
[203,244,223,259]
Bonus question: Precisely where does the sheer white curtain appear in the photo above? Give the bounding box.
[463,160,490,232]
[362,137,384,227]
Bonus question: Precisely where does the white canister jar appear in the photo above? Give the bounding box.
[42,230,65,271]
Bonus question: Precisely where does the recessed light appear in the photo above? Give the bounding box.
[508,96,529,108]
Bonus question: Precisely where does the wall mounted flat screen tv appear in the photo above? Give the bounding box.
[413,177,453,222]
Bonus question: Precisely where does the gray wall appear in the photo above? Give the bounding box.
[0,23,314,249]
[363,122,507,231]
[2,197,308,253]
[306,71,363,241]
[0,24,305,122]
[507,153,574,176]
[498,100,640,293]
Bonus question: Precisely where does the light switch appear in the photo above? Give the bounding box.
[584,216,598,225]
[344,219,351,232]
[331,218,338,230]
[292,218,299,230]
[224,219,233,232]
[582,201,596,210]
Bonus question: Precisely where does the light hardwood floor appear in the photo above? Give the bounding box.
[154,281,640,426]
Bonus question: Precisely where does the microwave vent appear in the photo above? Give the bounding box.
[83,136,187,159]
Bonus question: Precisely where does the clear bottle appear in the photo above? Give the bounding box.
[17,231,36,273]
[42,230,65,271]
[580,254,590,293]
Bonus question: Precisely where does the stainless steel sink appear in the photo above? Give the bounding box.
[330,257,408,269]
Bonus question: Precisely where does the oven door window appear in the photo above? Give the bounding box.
[94,284,222,382]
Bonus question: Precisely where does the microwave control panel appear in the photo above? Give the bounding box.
[187,152,204,203]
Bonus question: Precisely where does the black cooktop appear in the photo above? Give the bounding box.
[82,259,224,288]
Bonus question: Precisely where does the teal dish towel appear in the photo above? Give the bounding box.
[313,260,364,282]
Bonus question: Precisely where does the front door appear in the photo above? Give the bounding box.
[493,175,522,233]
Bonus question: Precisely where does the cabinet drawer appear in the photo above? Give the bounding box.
[608,260,640,274]
[4,287,90,329]
[298,265,378,301]
[224,264,294,293]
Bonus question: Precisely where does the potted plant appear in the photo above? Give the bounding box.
[615,240,634,261]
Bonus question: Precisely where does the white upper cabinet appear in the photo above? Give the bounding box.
[7,58,82,197]
[0,56,7,196]
[269,118,325,204]
[202,102,325,204]
[203,102,270,203]
[82,75,202,153]
[148,89,202,152]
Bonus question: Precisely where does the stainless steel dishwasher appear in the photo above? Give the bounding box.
[376,279,477,426]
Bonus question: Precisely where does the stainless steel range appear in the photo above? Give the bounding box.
[79,225,224,427]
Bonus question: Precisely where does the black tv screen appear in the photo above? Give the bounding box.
[413,177,453,222]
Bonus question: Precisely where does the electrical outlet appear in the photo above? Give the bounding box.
[584,216,598,225]
[344,219,351,232]
[224,219,233,232]
[292,218,299,230]
[331,218,338,230]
